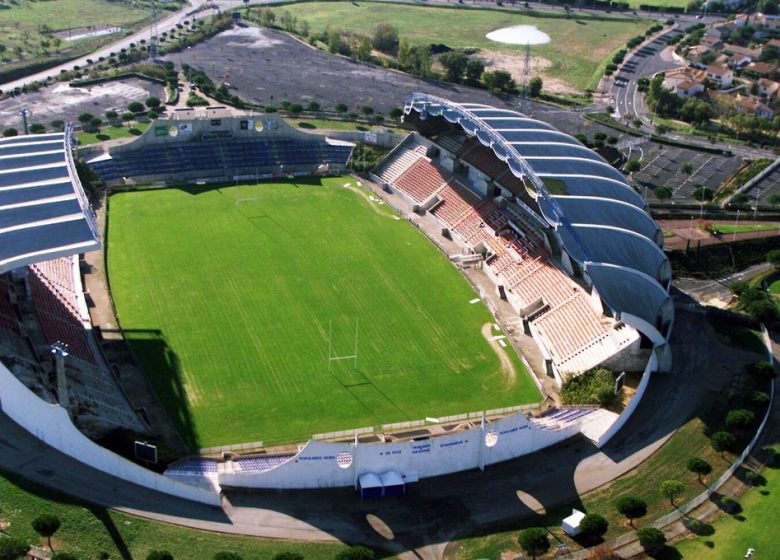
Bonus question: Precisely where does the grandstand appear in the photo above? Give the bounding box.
[370,93,673,382]
[0,129,143,435]
[87,107,354,186]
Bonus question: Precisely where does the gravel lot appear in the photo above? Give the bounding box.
[0,78,163,131]
[164,25,524,114]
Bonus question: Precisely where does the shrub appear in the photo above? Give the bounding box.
[146,552,174,560]
[636,527,666,553]
[517,527,550,559]
[751,391,770,405]
[29,122,45,133]
[561,367,616,406]
[579,513,609,541]
[51,555,79,560]
[725,409,756,430]
[334,546,374,560]
[587,546,620,560]
[0,538,30,560]
[749,360,775,380]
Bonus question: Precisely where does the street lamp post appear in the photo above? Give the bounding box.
[733,209,740,242]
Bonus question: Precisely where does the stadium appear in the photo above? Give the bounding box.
[0,92,671,500]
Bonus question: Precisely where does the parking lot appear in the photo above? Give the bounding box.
[634,142,743,201]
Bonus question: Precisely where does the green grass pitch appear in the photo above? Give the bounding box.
[107,177,540,449]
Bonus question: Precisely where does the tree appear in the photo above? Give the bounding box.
[372,23,399,54]
[687,456,712,484]
[440,51,469,83]
[105,110,118,121]
[335,102,348,113]
[388,107,403,121]
[334,546,374,560]
[528,76,543,98]
[29,122,45,133]
[3,128,18,137]
[624,159,641,173]
[361,106,374,116]
[146,552,174,560]
[482,70,517,94]
[660,480,685,506]
[214,553,243,560]
[768,249,780,270]
[50,119,65,131]
[636,527,666,554]
[579,513,609,541]
[517,528,550,559]
[692,186,713,202]
[32,513,61,550]
[145,96,161,109]
[758,0,779,14]
[725,409,755,430]
[306,101,320,112]
[710,431,735,456]
[128,101,145,114]
[654,186,672,199]
[121,112,135,122]
[88,117,102,132]
[615,496,647,527]
[0,537,30,560]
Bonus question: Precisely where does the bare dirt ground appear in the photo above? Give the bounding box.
[480,51,577,95]
[0,78,163,129]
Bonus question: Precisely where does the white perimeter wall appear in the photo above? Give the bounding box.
[596,347,658,448]
[0,362,222,506]
[219,412,580,489]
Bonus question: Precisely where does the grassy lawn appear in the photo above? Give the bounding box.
[107,177,539,449]
[0,469,350,560]
[671,447,779,560]
[287,118,404,133]
[76,122,149,145]
[276,2,654,92]
[711,223,780,235]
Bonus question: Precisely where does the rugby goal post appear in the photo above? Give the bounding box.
[328,318,359,371]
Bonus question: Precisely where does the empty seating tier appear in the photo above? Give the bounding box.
[393,158,449,204]
[89,137,353,183]
[29,258,95,364]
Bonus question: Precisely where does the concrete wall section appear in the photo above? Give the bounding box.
[219,412,579,489]
[0,362,222,506]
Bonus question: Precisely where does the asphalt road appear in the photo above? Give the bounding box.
[610,27,683,124]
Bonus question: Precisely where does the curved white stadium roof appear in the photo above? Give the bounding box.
[403,93,672,338]
[0,130,100,274]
